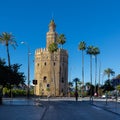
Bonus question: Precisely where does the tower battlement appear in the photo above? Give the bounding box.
[35,48,48,54]
[35,48,68,55]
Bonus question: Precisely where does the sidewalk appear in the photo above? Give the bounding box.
[0,98,46,120]
[93,99,120,115]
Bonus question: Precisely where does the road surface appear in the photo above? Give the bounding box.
[41,100,120,120]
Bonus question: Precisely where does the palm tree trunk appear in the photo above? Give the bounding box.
[90,55,93,102]
[6,45,12,98]
[82,50,84,97]
[95,56,97,95]
[90,55,92,85]
[98,61,101,96]
[6,45,11,67]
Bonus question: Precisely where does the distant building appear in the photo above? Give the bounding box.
[34,20,68,96]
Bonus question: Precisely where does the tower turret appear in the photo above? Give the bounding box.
[46,20,57,49]
[49,19,56,32]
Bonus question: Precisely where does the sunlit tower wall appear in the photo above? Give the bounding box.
[34,20,68,96]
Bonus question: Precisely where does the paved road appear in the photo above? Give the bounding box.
[0,105,45,120]
[0,98,120,120]
[41,101,120,120]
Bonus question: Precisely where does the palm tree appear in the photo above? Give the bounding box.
[68,82,73,96]
[86,45,94,101]
[48,42,58,96]
[78,41,86,97]
[85,82,91,90]
[73,78,80,92]
[0,32,17,67]
[68,82,73,89]
[93,47,100,95]
[86,46,94,84]
[57,34,66,49]
[0,32,17,98]
[73,78,80,101]
[104,68,115,104]
[104,68,115,80]
[116,85,120,95]
[102,79,114,104]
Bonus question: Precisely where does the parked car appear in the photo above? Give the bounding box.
[101,95,106,99]
[118,97,120,101]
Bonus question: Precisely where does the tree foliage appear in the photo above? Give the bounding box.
[104,68,115,80]
[73,78,80,92]
[0,32,18,67]
[116,85,120,92]
[48,42,58,53]
[78,41,86,51]
[57,34,66,48]
[102,80,114,92]
[0,58,25,88]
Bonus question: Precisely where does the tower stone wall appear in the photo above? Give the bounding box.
[34,20,68,96]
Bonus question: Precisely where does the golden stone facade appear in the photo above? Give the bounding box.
[34,20,68,96]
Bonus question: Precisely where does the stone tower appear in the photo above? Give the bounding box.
[34,20,68,96]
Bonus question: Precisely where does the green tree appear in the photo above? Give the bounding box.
[10,64,25,87]
[92,47,100,94]
[68,82,73,96]
[57,34,66,49]
[0,32,17,67]
[104,68,115,80]
[116,85,120,95]
[78,41,86,97]
[0,59,8,104]
[77,81,83,96]
[85,82,94,96]
[115,74,120,79]
[86,46,94,100]
[102,79,114,104]
[0,59,25,103]
[73,78,80,94]
[48,42,58,96]
[48,42,58,53]
[85,82,91,88]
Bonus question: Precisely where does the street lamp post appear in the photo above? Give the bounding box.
[21,41,30,99]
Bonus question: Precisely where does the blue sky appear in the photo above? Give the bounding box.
[0,0,120,85]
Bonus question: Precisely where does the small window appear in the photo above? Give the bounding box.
[54,62,55,66]
[37,63,39,66]
[44,62,46,66]
[47,84,50,88]
[43,76,47,80]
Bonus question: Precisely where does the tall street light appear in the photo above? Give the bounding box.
[21,41,30,99]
